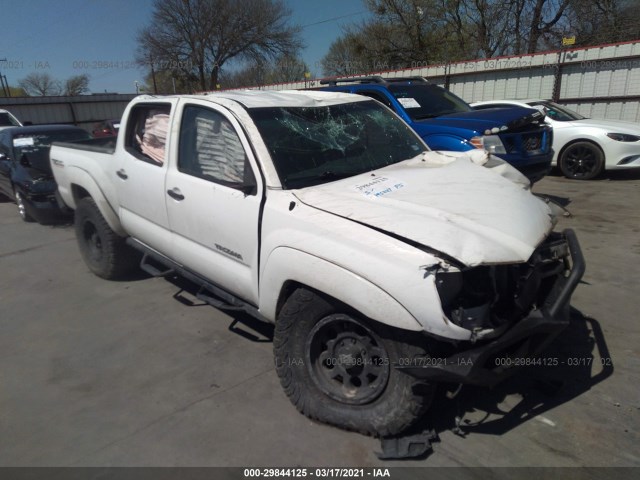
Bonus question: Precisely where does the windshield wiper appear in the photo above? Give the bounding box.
[412,113,440,120]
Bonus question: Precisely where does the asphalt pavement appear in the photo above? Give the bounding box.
[1,170,639,469]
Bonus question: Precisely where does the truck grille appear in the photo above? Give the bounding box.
[500,128,550,156]
[522,133,542,151]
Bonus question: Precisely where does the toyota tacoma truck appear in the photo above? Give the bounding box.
[317,76,553,184]
[50,91,584,437]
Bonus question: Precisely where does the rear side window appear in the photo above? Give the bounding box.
[0,112,21,127]
[125,104,172,165]
[177,105,255,192]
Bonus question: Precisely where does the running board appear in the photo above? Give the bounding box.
[196,287,244,311]
[139,253,175,277]
[126,238,269,323]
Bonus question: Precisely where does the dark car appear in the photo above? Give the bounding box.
[0,125,91,223]
[92,119,120,137]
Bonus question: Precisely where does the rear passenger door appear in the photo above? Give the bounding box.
[164,100,263,305]
[116,102,174,254]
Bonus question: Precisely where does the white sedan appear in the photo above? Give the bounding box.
[471,99,640,180]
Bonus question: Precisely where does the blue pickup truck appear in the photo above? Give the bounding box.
[318,76,553,183]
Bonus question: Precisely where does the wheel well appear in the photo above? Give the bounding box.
[275,280,358,319]
[557,138,604,163]
[71,184,91,204]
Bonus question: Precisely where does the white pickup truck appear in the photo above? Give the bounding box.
[51,91,584,437]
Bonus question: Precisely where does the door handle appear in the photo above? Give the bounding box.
[167,188,185,201]
[116,169,128,180]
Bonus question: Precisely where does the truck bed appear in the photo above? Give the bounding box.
[53,136,117,154]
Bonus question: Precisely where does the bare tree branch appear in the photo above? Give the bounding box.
[137,0,303,92]
[18,73,61,96]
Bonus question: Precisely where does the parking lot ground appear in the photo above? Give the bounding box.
[0,170,639,468]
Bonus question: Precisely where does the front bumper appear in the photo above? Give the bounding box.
[22,189,72,223]
[399,229,585,387]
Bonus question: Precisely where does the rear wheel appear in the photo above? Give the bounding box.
[14,189,34,222]
[559,141,604,180]
[274,288,434,437]
[75,197,137,279]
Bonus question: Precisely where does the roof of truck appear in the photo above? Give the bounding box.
[137,90,369,109]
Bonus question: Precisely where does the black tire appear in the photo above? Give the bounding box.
[274,288,434,437]
[74,197,137,279]
[14,188,35,222]
[559,141,605,180]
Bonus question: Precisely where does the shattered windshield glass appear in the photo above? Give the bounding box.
[249,100,426,189]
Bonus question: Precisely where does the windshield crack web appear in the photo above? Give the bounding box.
[278,108,365,153]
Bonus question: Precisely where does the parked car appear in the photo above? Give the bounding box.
[0,125,91,222]
[92,119,121,137]
[472,99,640,180]
[316,76,553,183]
[0,109,23,130]
[50,91,584,437]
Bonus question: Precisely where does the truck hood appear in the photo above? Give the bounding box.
[416,107,544,135]
[293,153,554,266]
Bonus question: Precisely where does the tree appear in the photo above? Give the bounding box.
[140,69,196,94]
[0,86,28,97]
[64,74,90,96]
[136,0,303,92]
[523,0,571,53]
[321,0,477,77]
[320,0,635,76]
[18,73,61,96]
[564,0,640,47]
[321,34,373,76]
[220,54,309,88]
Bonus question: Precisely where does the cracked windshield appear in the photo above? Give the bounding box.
[249,100,426,189]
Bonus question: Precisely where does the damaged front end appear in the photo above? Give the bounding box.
[402,229,585,387]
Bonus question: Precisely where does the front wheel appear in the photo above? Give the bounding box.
[274,288,434,437]
[559,141,604,180]
[74,197,137,279]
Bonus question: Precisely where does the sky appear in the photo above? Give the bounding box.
[1,0,370,94]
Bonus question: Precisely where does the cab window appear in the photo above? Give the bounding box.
[178,105,256,193]
[125,104,172,165]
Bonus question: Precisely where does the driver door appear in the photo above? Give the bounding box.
[164,101,263,304]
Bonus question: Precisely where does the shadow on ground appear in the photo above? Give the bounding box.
[408,308,612,448]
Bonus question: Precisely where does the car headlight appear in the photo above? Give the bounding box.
[607,133,640,142]
[469,135,507,154]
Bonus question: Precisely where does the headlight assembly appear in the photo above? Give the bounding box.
[606,133,640,142]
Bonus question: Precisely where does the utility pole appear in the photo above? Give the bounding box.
[0,58,9,97]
